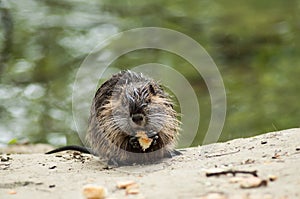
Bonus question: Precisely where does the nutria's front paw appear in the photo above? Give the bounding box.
[129,136,140,149]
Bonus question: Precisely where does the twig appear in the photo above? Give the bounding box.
[206,169,258,177]
[205,149,240,158]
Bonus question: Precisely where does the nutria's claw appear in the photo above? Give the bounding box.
[153,135,159,140]
[152,139,157,146]
[150,134,159,146]
[129,136,140,149]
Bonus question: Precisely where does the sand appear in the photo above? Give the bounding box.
[1,128,300,199]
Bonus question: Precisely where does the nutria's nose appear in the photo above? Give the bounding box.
[132,113,145,125]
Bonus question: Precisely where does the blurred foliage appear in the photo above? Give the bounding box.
[0,0,299,147]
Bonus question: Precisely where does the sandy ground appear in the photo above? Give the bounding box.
[0,128,300,199]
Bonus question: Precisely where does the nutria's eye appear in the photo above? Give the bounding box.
[149,84,156,95]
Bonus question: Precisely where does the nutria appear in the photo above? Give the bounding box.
[46,70,181,166]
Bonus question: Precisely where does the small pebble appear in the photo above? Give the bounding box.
[0,155,10,162]
[268,175,278,181]
[261,141,267,145]
[49,165,57,169]
[49,184,56,188]
[240,177,268,189]
[243,159,255,164]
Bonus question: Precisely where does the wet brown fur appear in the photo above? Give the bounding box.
[86,70,180,165]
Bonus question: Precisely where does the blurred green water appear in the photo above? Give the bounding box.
[0,0,299,147]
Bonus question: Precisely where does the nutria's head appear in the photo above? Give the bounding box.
[114,83,174,132]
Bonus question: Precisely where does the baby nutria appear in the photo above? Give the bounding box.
[46,70,181,166]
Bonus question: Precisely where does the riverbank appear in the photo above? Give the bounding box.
[1,128,299,199]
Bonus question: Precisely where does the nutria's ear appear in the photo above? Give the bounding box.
[149,84,156,95]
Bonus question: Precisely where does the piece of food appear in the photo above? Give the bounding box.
[117,181,140,195]
[116,180,136,189]
[82,184,107,199]
[8,190,17,195]
[136,131,153,151]
[126,188,139,195]
[125,183,139,190]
